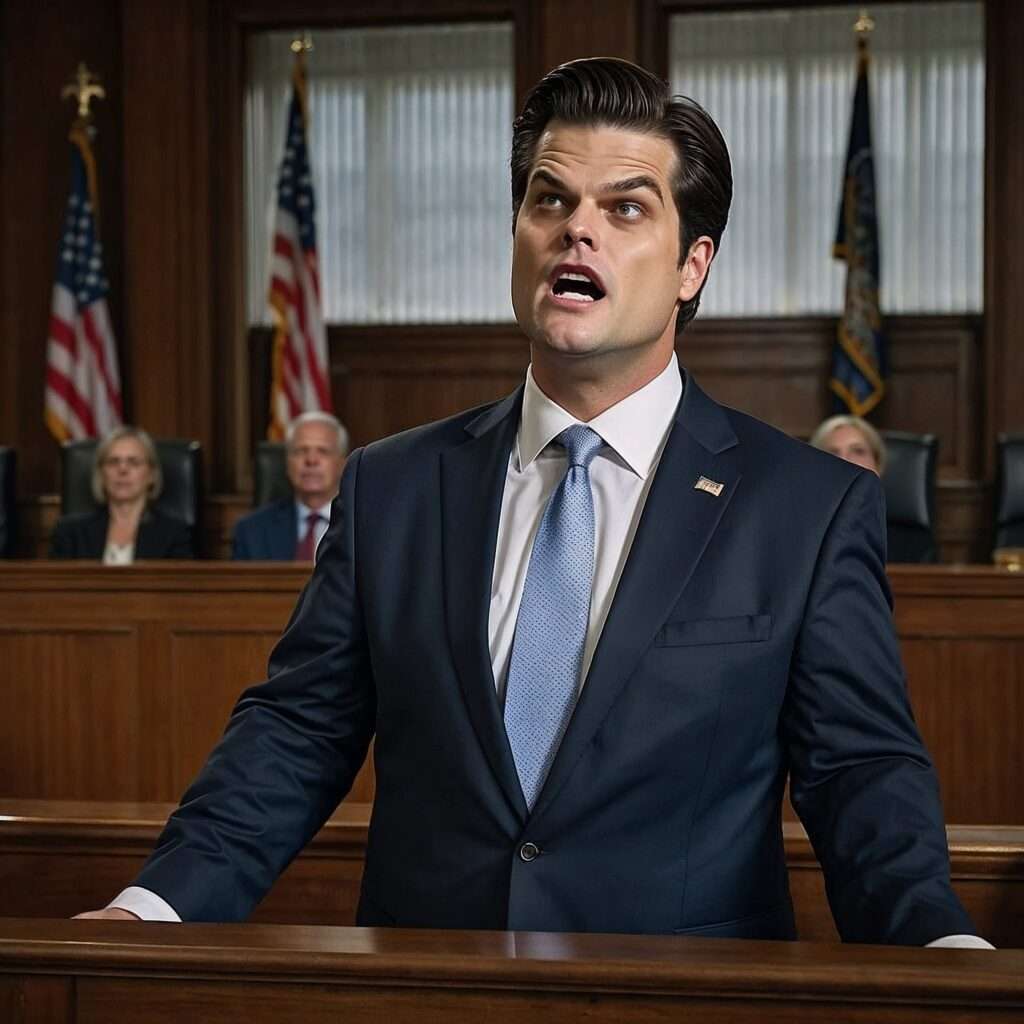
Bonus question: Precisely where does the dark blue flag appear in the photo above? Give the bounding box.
[831,44,887,416]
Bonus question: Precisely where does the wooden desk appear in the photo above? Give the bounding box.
[0,563,1022,822]
[1,918,1022,1023]
[2,800,1023,948]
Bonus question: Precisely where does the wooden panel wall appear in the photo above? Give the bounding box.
[0,564,1021,826]
[2,0,1022,555]
[0,565,375,804]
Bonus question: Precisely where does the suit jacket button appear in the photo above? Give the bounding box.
[519,842,540,862]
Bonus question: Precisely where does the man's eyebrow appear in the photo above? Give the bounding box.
[600,175,665,205]
[528,168,570,192]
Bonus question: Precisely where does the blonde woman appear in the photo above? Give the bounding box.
[50,426,192,562]
[809,415,887,476]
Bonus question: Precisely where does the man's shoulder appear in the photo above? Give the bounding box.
[359,391,521,464]
[721,402,864,488]
[234,498,294,533]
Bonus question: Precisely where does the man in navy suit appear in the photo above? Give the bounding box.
[231,412,349,561]
[83,58,984,946]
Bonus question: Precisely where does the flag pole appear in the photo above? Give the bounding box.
[60,63,104,227]
[45,62,123,443]
[267,29,332,441]
[828,7,887,417]
[268,35,313,442]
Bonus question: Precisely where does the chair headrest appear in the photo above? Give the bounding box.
[60,438,202,529]
[880,431,937,528]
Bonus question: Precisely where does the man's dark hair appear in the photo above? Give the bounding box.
[511,57,733,333]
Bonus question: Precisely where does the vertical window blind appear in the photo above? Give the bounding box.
[245,23,515,326]
[668,3,983,316]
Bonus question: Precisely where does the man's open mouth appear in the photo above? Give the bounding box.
[551,270,606,303]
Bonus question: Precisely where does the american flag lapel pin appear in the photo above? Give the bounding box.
[694,475,725,497]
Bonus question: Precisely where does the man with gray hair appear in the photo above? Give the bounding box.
[232,411,349,561]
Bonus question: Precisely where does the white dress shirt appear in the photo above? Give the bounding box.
[488,356,681,697]
[108,356,992,945]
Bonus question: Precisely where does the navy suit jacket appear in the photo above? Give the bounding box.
[50,507,193,559]
[136,373,972,944]
[231,498,297,561]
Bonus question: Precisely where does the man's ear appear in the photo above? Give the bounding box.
[678,236,715,302]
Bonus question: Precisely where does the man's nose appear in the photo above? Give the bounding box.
[562,207,598,250]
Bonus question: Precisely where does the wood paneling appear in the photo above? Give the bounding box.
[683,316,982,478]
[0,628,139,800]
[0,564,375,804]
[0,564,1022,825]
[985,0,1024,458]
[1,917,1023,1023]
[892,566,1024,826]
[3,800,1023,947]
[120,0,214,455]
[537,0,637,70]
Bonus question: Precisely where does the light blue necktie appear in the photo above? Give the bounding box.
[503,424,605,810]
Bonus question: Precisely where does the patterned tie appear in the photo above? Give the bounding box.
[294,511,324,561]
[503,424,605,810]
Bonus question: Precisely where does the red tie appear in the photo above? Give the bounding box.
[294,512,323,561]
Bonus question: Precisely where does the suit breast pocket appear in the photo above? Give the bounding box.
[654,613,773,647]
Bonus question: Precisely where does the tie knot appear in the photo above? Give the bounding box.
[557,424,604,468]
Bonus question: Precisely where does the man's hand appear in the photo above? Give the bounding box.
[73,908,140,921]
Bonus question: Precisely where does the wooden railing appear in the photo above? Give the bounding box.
[1,917,1022,1023]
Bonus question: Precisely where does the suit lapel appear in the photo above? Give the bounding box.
[270,500,298,560]
[533,374,743,818]
[87,509,109,557]
[441,390,528,821]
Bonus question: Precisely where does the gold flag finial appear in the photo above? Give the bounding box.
[61,62,106,120]
[290,31,313,56]
[854,8,875,38]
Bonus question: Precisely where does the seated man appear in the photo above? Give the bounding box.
[232,412,349,561]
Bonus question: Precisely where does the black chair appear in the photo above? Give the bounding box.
[0,446,15,558]
[994,432,1024,551]
[253,441,291,508]
[60,438,203,554]
[880,431,939,564]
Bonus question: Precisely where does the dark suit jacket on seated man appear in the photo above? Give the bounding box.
[84,58,985,947]
[232,412,349,561]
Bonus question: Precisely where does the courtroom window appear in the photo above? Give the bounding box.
[668,2,983,316]
[245,22,515,325]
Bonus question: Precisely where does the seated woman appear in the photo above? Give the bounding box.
[50,426,192,563]
[808,414,887,476]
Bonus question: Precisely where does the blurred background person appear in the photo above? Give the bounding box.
[50,426,192,563]
[809,414,887,476]
[232,412,349,561]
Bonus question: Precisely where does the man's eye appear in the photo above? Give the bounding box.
[538,193,564,209]
[616,201,644,218]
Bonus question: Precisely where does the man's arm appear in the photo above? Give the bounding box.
[83,451,375,921]
[783,469,977,946]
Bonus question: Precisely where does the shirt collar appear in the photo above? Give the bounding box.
[516,355,682,479]
[294,499,330,520]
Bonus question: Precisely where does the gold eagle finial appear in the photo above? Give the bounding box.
[61,63,106,120]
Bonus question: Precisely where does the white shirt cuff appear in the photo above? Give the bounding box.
[107,886,182,922]
[925,934,996,949]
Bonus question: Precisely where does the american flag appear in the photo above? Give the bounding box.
[267,55,332,439]
[44,122,122,442]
